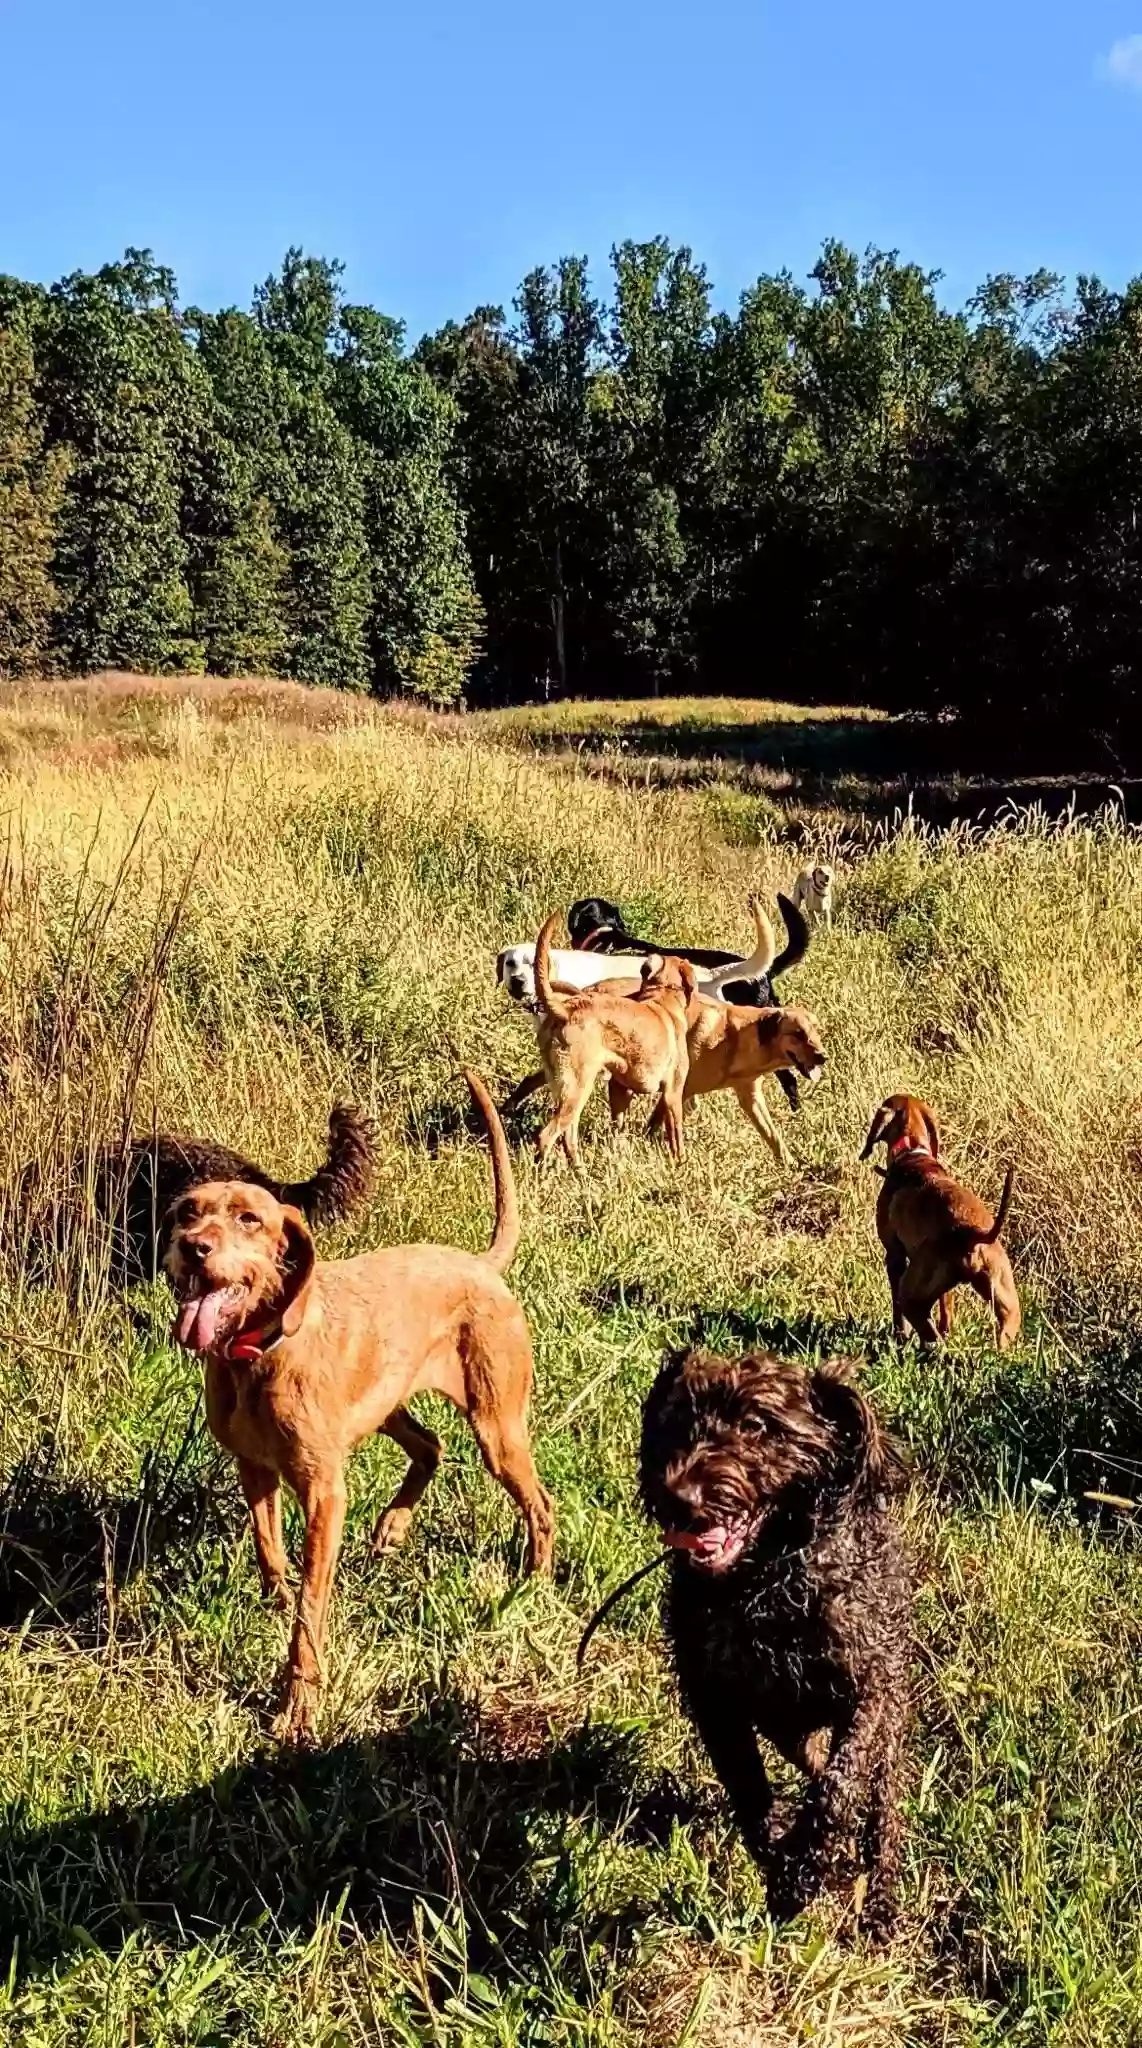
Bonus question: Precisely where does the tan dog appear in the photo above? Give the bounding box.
[531,911,701,1164]
[860,1093,1020,1349]
[633,993,827,1163]
[163,1071,553,1743]
[791,863,835,932]
[502,896,777,1127]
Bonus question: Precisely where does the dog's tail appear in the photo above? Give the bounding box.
[463,1069,521,1274]
[281,1104,376,1224]
[534,910,571,1021]
[771,891,810,983]
[979,1165,1015,1244]
[701,895,776,997]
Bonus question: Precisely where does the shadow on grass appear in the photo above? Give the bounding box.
[0,1695,704,1979]
[0,1435,236,1636]
[581,1282,1142,1529]
[514,715,1140,827]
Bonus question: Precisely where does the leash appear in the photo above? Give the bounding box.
[577,1529,816,1669]
[576,1553,671,1668]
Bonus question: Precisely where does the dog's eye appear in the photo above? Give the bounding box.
[239,1212,261,1230]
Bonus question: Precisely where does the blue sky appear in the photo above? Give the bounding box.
[2,0,1141,340]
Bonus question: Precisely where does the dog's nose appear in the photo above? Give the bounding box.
[185,1235,215,1264]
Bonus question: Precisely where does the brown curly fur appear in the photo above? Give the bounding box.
[639,1347,912,1941]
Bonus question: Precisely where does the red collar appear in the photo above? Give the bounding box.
[220,1319,284,1363]
[888,1134,932,1164]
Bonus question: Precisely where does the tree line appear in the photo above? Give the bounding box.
[1,240,1139,747]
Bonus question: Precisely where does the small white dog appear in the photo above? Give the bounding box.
[791,863,835,932]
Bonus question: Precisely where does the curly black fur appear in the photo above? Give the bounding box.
[28,1104,376,1287]
[566,894,809,1110]
[639,1347,912,1941]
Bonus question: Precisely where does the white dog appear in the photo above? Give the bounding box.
[496,899,776,1009]
[791,863,835,932]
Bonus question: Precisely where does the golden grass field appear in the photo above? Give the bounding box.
[0,674,1140,2046]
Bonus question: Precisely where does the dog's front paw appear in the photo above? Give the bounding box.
[764,1838,820,1926]
[273,1672,320,1747]
[372,1506,413,1553]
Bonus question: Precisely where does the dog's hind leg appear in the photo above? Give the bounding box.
[537,1059,601,1168]
[884,1244,908,1340]
[608,1077,635,1129]
[372,1406,444,1554]
[767,1689,886,1923]
[660,1079,687,1162]
[968,1255,1021,1351]
[897,1283,943,1347]
[467,1397,554,1575]
[859,1699,907,1944]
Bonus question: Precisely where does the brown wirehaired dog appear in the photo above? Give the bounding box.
[530,911,702,1165]
[640,1348,911,1941]
[163,1072,553,1743]
[860,1093,1020,1349]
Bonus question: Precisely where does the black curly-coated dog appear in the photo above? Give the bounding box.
[25,1105,376,1287]
[639,1347,911,1941]
[567,893,809,1111]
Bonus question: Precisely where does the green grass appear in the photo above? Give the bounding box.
[0,677,1140,2044]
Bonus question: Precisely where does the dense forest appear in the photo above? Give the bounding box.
[0,241,1139,749]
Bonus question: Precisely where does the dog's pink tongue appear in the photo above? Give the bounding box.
[175,1288,228,1352]
[664,1526,726,1554]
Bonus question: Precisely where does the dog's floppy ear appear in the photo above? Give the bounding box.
[811,1358,908,1499]
[921,1104,941,1158]
[157,1195,186,1269]
[277,1204,316,1337]
[860,1100,897,1160]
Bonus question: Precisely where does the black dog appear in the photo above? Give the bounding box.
[567,894,809,1110]
[639,1348,912,1941]
[24,1105,376,1287]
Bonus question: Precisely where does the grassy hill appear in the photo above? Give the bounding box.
[0,675,1140,2046]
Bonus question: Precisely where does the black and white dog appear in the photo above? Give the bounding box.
[567,893,810,1110]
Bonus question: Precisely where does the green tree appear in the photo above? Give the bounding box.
[0,318,69,678]
[186,307,295,677]
[334,304,481,704]
[250,253,372,691]
[594,239,717,690]
[39,251,208,674]
[511,258,604,696]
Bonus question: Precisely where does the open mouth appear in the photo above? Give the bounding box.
[662,1513,754,1572]
[801,1059,825,1081]
[173,1277,248,1353]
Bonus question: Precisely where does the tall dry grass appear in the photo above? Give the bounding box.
[0,676,1140,2045]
